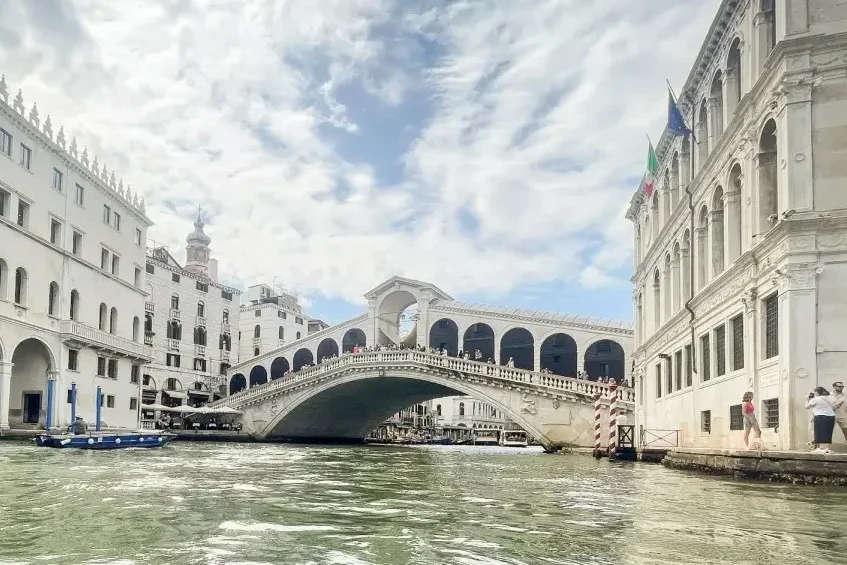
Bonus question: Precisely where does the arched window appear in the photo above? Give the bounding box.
[710,71,724,140]
[727,163,743,261]
[759,0,776,65]
[254,347,260,357]
[99,302,108,330]
[436,404,442,417]
[459,402,465,416]
[672,242,682,312]
[0,259,7,300]
[197,301,205,317]
[670,152,680,207]
[697,99,709,167]
[661,171,671,222]
[194,327,207,346]
[132,316,140,342]
[13,267,27,305]
[696,206,710,291]
[650,192,660,237]
[145,313,153,332]
[663,254,672,322]
[109,307,118,334]
[681,230,692,301]
[296,331,301,340]
[711,187,725,276]
[254,325,261,338]
[758,119,778,234]
[652,269,661,331]
[48,281,59,316]
[70,289,79,321]
[726,38,742,113]
[222,309,229,324]
[278,326,284,340]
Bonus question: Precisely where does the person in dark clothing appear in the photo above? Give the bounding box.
[71,416,89,435]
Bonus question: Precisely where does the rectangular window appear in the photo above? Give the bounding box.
[666,357,673,394]
[221,290,233,301]
[111,254,120,276]
[172,273,180,283]
[146,263,155,274]
[131,365,140,384]
[700,334,711,382]
[715,325,726,377]
[685,344,693,387]
[166,353,181,368]
[50,218,62,245]
[196,281,208,292]
[17,200,29,228]
[295,317,303,325]
[278,310,286,319]
[103,205,111,225]
[108,359,118,379]
[193,358,207,372]
[701,410,711,433]
[113,212,121,231]
[255,310,261,317]
[655,363,662,398]
[674,350,683,391]
[135,228,142,246]
[101,248,109,270]
[130,398,138,411]
[75,183,85,206]
[68,349,79,371]
[729,404,743,431]
[67,390,73,403]
[764,294,779,359]
[72,231,82,255]
[107,395,116,409]
[52,168,63,191]
[97,356,106,376]
[0,188,9,217]
[134,267,141,287]
[763,399,779,428]
[19,144,31,169]
[731,314,745,370]
[0,128,11,155]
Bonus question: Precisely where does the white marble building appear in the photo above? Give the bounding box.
[627,0,847,451]
[238,283,310,370]
[0,78,153,429]
[431,396,515,431]
[143,216,240,413]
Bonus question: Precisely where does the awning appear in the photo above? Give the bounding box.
[162,390,188,399]
[188,389,211,396]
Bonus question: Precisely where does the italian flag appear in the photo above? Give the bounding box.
[643,140,658,197]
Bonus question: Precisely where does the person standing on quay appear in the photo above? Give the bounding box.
[742,392,761,449]
[832,381,847,440]
[805,387,841,453]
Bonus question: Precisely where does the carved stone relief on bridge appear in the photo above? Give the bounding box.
[520,392,537,415]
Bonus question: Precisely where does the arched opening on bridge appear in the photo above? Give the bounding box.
[377,290,418,347]
[500,328,534,370]
[540,333,577,376]
[230,373,246,395]
[429,318,458,356]
[317,338,339,362]
[342,328,367,352]
[270,357,290,379]
[10,337,54,427]
[463,323,494,361]
[249,366,268,387]
[293,348,314,371]
[584,340,625,381]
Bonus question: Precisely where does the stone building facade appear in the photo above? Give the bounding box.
[627,0,847,450]
[0,78,153,429]
[143,217,240,414]
[238,283,310,365]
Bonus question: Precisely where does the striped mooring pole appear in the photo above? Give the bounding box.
[608,380,619,461]
[593,392,602,458]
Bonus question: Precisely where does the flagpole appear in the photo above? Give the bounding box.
[665,79,680,104]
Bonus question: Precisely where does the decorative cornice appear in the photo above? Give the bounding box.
[145,254,240,294]
[429,305,634,335]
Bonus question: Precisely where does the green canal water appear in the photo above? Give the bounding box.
[0,442,844,565]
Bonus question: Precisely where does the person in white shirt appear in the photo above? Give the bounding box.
[805,387,842,453]
[832,381,847,441]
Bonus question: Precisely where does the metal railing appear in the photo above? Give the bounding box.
[640,428,680,449]
[215,350,637,408]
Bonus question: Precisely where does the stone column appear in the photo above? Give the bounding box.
[724,190,742,264]
[709,209,725,275]
[724,67,739,118]
[662,263,671,321]
[781,82,814,212]
[670,255,680,314]
[534,343,541,373]
[46,370,60,430]
[680,245,691,306]
[695,121,708,173]
[754,11,775,73]
[695,226,709,291]
[709,95,724,141]
[777,263,821,451]
[741,288,758,393]
[0,362,12,429]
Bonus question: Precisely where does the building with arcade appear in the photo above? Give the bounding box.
[627,0,847,450]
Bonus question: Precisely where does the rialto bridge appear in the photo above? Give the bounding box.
[219,277,634,446]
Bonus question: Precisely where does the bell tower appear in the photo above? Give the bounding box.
[184,210,212,276]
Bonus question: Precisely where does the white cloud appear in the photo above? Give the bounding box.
[0,0,719,311]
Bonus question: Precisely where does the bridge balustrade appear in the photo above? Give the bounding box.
[216,350,635,407]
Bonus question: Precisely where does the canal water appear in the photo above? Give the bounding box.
[0,442,844,565]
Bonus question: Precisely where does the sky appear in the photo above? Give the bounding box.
[0,0,720,325]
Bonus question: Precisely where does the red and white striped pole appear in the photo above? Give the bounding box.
[608,380,618,461]
[593,392,602,458]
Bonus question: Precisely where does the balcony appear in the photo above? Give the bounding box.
[170,308,181,321]
[60,321,153,362]
[195,344,206,357]
[252,337,261,347]
[143,334,153,346]
[168,338,180,351]
[196,316,207,327]
[144,302,155,314]
[221,350,231,363]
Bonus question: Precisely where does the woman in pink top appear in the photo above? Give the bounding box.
[742,391,762,448]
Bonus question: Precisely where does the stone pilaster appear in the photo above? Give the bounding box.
[709,209,725,275]
[780,80,814,212]
[670,256,680,314]
[0,362,12,429]
[695,226,709,291]
[680,244,691,308]
[724,190,742,263]
[708,94,724,141]
[723,66,739,118]
[47,370,60,430]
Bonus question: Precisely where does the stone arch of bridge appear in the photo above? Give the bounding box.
[257,369,553,449]
[374,286,426,347]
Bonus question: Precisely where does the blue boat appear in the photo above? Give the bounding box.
[34,382,175,450]
[35,432,175,449]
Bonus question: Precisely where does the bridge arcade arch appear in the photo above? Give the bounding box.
[270,357,290,380]
[429,318,458,356]
[293,348,314,372]
[583,339,626,381]
[316,338,339,362]
[8,337,57,427]
[462,323,494,361]
[342,329,366,353]
[230,373,246,395]
[500,327,534,370]
[249,366,268,388]
[540,333,577,376]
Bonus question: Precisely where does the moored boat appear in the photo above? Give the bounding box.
[35,431,176,450]
[472,429,500,446]
[501,430,528,447]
